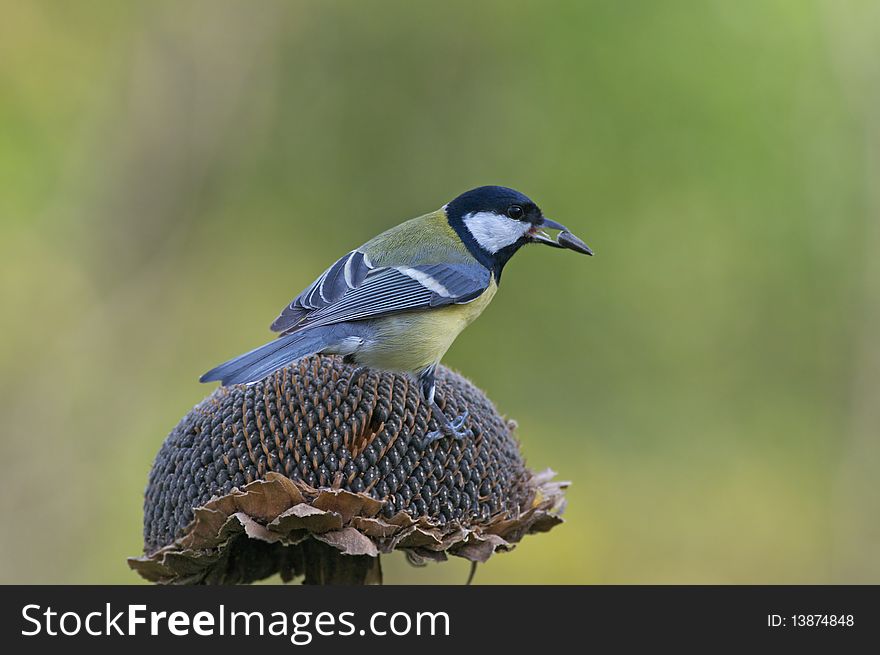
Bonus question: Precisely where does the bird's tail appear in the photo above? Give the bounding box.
[199,325,357,386]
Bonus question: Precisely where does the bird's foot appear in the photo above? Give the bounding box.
[341,366,370,395]
[423,408,471,446]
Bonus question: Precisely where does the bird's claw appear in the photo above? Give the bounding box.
[341,366,370,396]
[449,410,469,431]
[423,410,471,446]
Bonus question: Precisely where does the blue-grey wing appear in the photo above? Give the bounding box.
[271,250,374,333]
[289,262,490,331]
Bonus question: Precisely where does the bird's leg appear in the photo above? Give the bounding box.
[418,365,471,446]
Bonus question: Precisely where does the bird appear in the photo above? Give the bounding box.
[200,185,593,445]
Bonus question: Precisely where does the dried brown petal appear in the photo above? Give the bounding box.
[129,356,567,584]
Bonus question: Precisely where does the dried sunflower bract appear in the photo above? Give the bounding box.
[129,355,567,584]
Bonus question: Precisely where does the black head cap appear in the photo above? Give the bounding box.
[445,186,544,280]
[445,185,543,225]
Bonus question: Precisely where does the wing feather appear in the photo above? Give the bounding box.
[272,259,489,334]
[270,250,374,332]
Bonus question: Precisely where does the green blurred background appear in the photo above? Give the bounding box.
[1,0,878,584]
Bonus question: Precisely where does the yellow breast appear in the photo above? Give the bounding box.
[356,277,498,372]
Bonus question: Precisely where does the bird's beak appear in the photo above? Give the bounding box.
[530,217,594,255]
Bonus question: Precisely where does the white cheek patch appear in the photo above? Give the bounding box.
[463,211,531,253]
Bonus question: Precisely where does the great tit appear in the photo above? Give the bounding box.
[201,185,592,445]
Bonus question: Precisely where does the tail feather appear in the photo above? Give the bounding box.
[200,327,339,386]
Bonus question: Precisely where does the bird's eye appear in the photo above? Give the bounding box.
[507,205,524,220]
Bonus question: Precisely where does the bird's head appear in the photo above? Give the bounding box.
[445,185,592,279]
